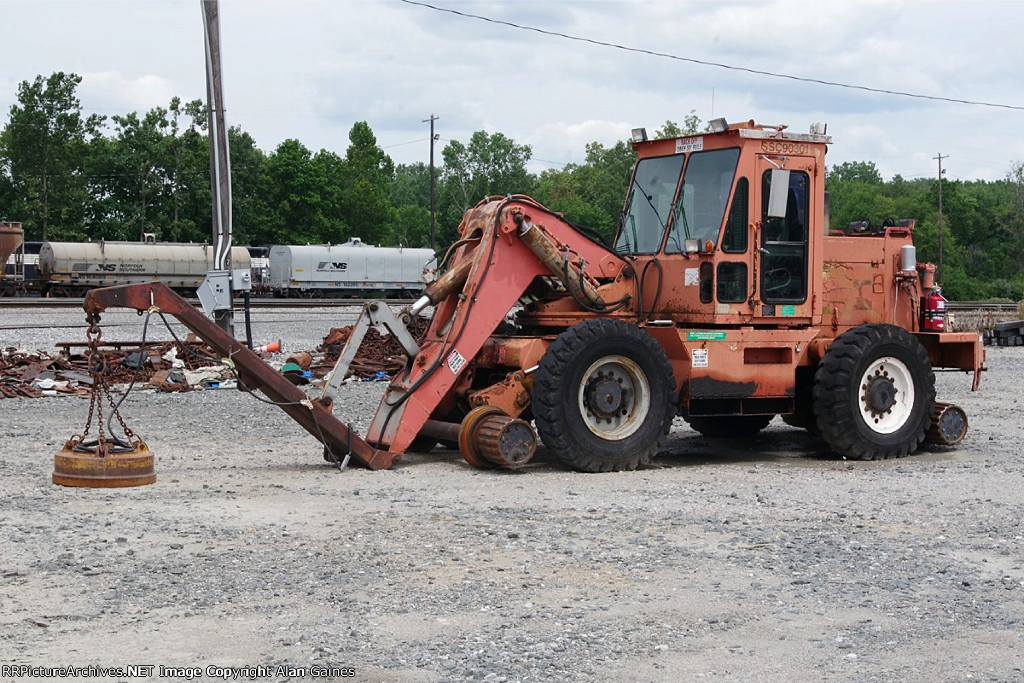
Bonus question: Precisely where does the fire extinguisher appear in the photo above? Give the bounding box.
[922,288,947,331]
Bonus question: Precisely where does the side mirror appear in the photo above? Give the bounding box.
[767,169,790,219]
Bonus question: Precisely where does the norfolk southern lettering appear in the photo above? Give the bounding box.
[317,261,349,271]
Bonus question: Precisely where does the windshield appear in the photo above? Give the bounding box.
[615,155,685,254]
[665,148,740,253]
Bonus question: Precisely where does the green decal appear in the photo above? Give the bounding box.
[686,331,727,341]
[781,305,796,316]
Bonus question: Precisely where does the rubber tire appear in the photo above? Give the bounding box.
[533,319,675,472]
[813,324,935,460]
[687,414,773,438]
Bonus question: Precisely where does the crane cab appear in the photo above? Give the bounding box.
[618,119,830,329]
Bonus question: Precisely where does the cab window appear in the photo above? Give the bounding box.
[665,148,740,253]
[615,155,685,254]
[721,177,748,253]
[761,170,809,303]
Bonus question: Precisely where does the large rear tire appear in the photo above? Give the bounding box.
[533,319,675,472]
[814,324,935,460]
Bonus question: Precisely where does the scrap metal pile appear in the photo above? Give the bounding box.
[1,347,90,398]
[0,339,231,399]
[319,315,430,379]
[1,314,431,399]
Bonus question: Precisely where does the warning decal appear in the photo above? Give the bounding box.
[446,348,467,374]
[692,348,709,368]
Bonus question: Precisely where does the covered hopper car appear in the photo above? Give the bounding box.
[1,222,26,296]
[267,239,435,298]
[39,241,251,297]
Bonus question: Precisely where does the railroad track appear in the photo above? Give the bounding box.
[0,296,415,309]
[946,301,1019,311]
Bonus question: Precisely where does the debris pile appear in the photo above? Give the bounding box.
[2,316,433,399]
[0,340,233,399]
[320,315,430,379]
[0,348,86,398]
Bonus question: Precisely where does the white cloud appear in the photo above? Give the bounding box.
[0,0,1020,181]
[79,72,178,114]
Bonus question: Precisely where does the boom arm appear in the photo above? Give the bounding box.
[364,195,627,454]
[82,282,396,470]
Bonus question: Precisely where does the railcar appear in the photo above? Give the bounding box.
[39,241,251,296]
[267,238,435,298]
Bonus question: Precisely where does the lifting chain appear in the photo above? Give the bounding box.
[72,311,141,458]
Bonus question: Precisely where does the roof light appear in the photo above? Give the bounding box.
[809,122,828,135]
[709,117,729,133]
[631,127,648,143]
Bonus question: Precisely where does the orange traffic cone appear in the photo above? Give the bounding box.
[256,339,281,354]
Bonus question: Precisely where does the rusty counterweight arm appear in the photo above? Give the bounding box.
[83,282,395,470]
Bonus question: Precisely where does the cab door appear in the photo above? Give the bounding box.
[756,158,816,322]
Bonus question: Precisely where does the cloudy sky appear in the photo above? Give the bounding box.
[2,0,1022,183]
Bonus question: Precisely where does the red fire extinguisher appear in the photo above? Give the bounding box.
[922,288,947,331]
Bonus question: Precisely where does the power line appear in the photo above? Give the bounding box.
[381,137,427,149]
[399,0,1024,113]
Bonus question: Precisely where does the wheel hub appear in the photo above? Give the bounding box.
[855,357,916,435]
[576,355,652,440]
[862,371,898,415]
[585,372,630,420]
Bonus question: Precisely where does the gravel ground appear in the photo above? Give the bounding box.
[2,306,1022,682]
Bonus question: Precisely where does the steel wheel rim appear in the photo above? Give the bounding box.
[577,355,651,440]
[858,356,915,434]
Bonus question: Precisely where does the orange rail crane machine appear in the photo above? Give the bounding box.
[80,119,983,473]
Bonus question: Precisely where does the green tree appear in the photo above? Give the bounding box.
[228,126,272,245]
[827,161,889,231]
[0,164,14,219]
[0,72,103,239]
[391,162,430,209]
[438,131,534,245]
[108,108,172,240]
[82,99,210,242]
[339,121,394,244]
[654,111,702,139]
[388,162,432,246]
[265,139,329,244]
[163,97,209,242]
[1003,162,1024,274]
[828,160,884,185]
[390,204,432,247]
[535,139,634,243]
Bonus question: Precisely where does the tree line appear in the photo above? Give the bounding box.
[1,72,1022,301]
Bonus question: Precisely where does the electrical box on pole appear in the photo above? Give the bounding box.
[202,0,235,336]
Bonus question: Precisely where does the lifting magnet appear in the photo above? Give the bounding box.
[53,437,156,488]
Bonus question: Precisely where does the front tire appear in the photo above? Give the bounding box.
[814,324,935,460]
[533,319,675,472]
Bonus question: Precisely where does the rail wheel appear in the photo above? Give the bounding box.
[813,324,935,460]
[686,414,773,437]
[533,319,675,472]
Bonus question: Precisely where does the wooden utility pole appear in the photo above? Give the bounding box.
[423,114,439,250]
[934,153,948,285]
[202,0,234,334]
